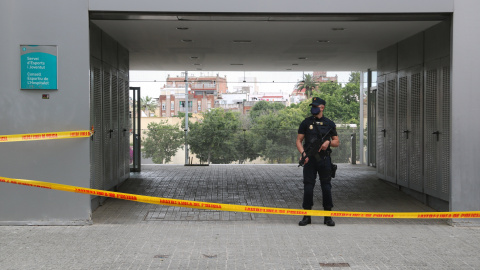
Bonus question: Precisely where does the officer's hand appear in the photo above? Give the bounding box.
[299,155,309,165]
[319,140,330,151]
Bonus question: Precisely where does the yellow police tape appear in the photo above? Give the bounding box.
[1,176,480,219]
[0,130,92,143]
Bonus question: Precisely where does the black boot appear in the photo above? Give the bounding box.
[299,216,311,226]
[324,216,335,227]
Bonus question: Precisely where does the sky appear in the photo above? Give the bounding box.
[129,70,353,98]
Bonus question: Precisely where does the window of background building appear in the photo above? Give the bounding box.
[162,103,166,111]
[171,101,174,110]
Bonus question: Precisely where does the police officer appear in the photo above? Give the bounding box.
[296,97,340,226]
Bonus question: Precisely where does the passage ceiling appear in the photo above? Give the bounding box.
[91,13,448,71]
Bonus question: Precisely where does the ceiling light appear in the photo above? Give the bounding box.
[317,40,330,43]
[298,57,307,60]
[190,56,198,59]
[196,68,202,70]
[332,28,346,31]
[181,39,193,42]
[233,40,252,43]
[230,63,244,66]
[193,63,201,66]
[176,27,189,30]
[286,69,292,71]
[292,64,299,66]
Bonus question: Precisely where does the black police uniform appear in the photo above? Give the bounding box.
[298,115,337,212]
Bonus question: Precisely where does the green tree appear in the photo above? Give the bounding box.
[311,72,360,124]
[295,73,318,98]
[249,100,285,123]
[142,121,184,164]
[252,107,304,163]
[140,96,158,117]
[188,108,247,164]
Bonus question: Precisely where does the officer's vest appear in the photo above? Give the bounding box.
[304,117,332,151]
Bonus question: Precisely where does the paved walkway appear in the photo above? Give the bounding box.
[1,164,480,269]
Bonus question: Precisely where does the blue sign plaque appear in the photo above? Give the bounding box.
[20,45,58,90]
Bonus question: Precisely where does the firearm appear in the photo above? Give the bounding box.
[298,128,332,167]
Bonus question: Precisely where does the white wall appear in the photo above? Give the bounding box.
[450,0,480,224]
[0,0,91,224]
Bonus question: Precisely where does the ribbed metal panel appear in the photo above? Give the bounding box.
[124,76,130,178]
[409,70,423,192]
[424,67,438,195]
[103,65,112,192]
[91,59,104,191]
[376,76,385,178]
[439,64,451,200]
[111,71,119,187]
[397,74,408,186]
[385,73,397,182]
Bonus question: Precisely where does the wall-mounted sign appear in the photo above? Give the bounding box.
[20,45,58,90]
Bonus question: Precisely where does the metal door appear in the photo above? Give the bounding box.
[424,57,450,201]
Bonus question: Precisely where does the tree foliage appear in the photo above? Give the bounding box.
[141,96,158,116]
[295,73,318,98]
[142,121,184,164]
[251,107,304,163]
[187,108,253,164]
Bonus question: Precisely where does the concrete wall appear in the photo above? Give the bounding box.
[0,0,91,225]
[450,0,480,225]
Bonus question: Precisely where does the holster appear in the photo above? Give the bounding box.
[331,163,338,178]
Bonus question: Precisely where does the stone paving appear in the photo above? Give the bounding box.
[1,164,480,269]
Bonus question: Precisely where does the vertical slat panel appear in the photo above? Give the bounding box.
[409,70,423,192]
[397,74,408,186]
[439,64,451,200]
[92,59,104,191]
[424,67,438,195]
[385,73,397,182]
[124,76,130,177]
[103,64,112,193]
[118,74,126,181]
[376,76,385,179]
[111,70,119,187]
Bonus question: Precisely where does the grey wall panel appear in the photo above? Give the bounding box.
[425,20,451,62]
[0,0,91,224]
[377,45,398,75]
[398,32,424,70]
